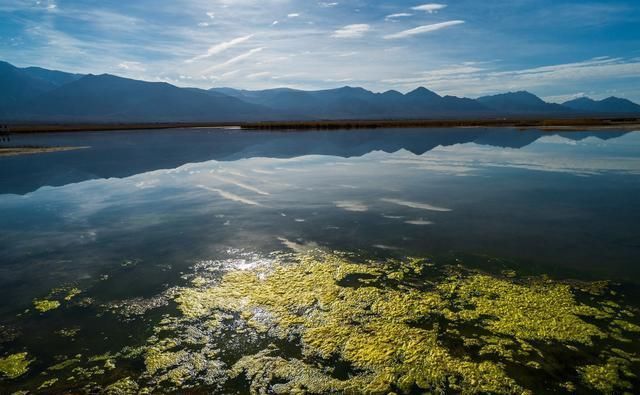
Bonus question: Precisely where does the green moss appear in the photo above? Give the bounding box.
[0,352,32,379]
[33,299,60,313]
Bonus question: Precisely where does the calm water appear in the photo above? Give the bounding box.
[0,128,639,393]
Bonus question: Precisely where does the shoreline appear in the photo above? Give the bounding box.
[2,118,639,134]
[0,146,89,157]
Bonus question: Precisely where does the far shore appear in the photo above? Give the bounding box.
[2,117,640,134]
[0,146,88,157]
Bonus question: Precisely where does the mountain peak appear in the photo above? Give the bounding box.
[406,87,440,99]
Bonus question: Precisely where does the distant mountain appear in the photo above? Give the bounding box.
[209,86,490,119]
[477,91,570,115]
[4,73,275,122]
[1,60,639,123]
[563,97,640,114]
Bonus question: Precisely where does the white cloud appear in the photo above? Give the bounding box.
[186,34,253,63]
[332,24,370,38]
[206,12,215,19]
[318,2,338,7]
[384,20,464,39]
[197,22,209,27]
[385,13,413,20]
[287,13,299,18]
[412,3,447,13]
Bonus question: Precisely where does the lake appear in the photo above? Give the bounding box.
[0,128,639,394]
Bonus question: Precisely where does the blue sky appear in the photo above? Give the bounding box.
[1,0,639,102]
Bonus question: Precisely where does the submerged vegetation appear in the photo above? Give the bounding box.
[1,248,639,393]
[0,352,32,379]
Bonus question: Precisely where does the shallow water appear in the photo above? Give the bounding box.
[0,128,639,393]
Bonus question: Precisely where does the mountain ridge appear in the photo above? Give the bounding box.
[1,60,639,122]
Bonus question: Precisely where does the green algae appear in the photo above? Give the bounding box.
[172,249,640,394]
[55,328,80,338]
[0,352,32,379]
[32,286,83,313]
[579,356,635,393]
[38,377,58,389]
[33,299,60,313]
[103,377,139,394]
[63,287,81,301]
[3,249,639,394]
[437,273,607,344]
[48,357,80,371]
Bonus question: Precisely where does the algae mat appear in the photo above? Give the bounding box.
[0,247,638,394]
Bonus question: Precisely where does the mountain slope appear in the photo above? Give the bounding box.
[21,66,83,87]
[0,61,58,110]
[9,74,275,122]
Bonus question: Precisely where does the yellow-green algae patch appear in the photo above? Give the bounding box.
[6,249,638,393]
[173,249,639,394]
[103,376,139,394]
[63,287,81,301]
[0,352,32,379]
[579,355,636,393]
[33,299,60,313]
[32,285,84,314]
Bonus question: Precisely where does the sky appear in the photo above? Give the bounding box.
[1,0,640,102]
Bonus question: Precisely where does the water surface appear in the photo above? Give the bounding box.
[0,128,639,393]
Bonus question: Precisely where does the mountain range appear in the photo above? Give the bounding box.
[1,60,639,123]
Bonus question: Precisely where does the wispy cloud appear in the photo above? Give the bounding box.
[202,47,264,74]
[287,13,300,18]
[382,57,640,99]
[384,20,464,39]
[412,3,447,13]
[118,61,146,71]
[385,13,413,21]
[186,34,254,63]
[332,24,370,38]
[246,71,271,79]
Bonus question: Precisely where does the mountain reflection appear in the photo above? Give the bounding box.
[0,128,630,194]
